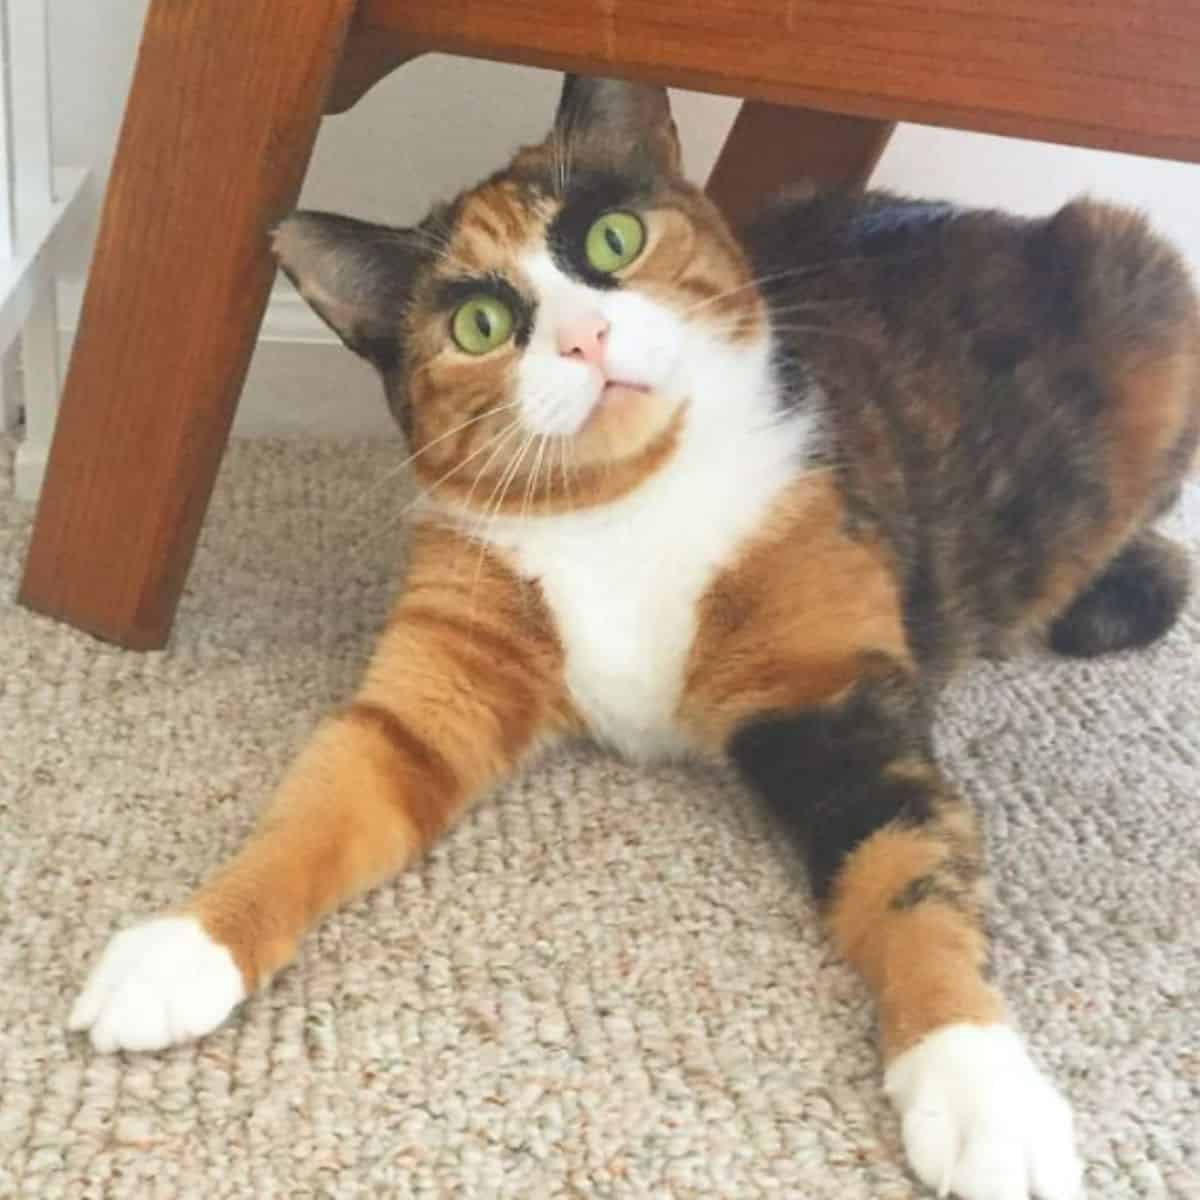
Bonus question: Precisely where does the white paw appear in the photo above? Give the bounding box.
[885,1024,1083,1200]
[69,916,246,1053]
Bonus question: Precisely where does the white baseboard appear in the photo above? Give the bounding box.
[57,278,336,345]
[55,281,397,439]
[13,439,48,502]
[256,287,339,345]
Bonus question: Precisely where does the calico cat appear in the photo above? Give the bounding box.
[70,76,1199,1200]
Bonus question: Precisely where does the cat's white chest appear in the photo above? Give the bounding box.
[519,516,712,758]
[486,410,814,759]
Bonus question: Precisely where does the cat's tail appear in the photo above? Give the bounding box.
[1043,198,1200,506]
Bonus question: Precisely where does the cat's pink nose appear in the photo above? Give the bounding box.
[558,315,609,367]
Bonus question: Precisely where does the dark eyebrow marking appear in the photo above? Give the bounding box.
[547,169,651,290]
[433,273,523,311]
[433,273,537,349]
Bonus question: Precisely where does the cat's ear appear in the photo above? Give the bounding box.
[271,211,426,372]
[552,75,682,174]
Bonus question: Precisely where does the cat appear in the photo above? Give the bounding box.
[69,75,1199,1200]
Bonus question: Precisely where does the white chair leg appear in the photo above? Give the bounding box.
[12,273,57,500]
[0,340,19,434]
[1,1,86,500]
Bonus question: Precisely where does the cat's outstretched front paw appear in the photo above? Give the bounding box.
[885,1023,1083,1200]
[69,916,246,1052]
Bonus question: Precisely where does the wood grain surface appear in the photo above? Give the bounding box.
[707,104,894,223]
[358,0,1200,163]
[327,30,418,114]
[19,0,358,649]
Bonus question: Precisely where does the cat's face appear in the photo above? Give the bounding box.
[275,77,766,514]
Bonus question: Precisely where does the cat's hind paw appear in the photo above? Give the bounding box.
[885,1023,1083,1200]
[69,915,246,1053]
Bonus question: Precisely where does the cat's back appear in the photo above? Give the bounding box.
[745,187,1200,666]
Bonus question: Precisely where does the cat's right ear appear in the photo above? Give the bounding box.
[272,212,426,373]
[552,74,682,174]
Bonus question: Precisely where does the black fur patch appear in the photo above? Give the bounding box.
[546,168,653,290]
[890,872,964,910]
[729,671,935,902]
[972,332,1032,373]
[1048,532,1191,657]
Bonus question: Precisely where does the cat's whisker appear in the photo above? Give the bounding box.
[466,425,539,601]
[484,426,537,531]
[691,299,860,343]
[569,436,582,507]
[700,293,857,321]
[455,417,528,524]
[564,131,576,197]
[698,309,885,349]
[515,434,539,530]
[553,110,577,199]
[678,267,842,317]
[447,419,532,598]
[553,131,568,200]
[405,415,524,516]
[518,432,540,523]
[334,399,524,526]
[463,423,533,546]
[527,433,551,520]
[762,323,884,347]
[679,253,923,320]
[557,429,573,512]
[347,417,525,566]
[755,299,859,317]
[452,419,534,576]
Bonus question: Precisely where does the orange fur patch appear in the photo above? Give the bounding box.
[1027,341,1199,630]
[680,473,910,748]
[417,397,687,517]
[829,825,1003,1061]
[633,206,765,343]
[1112,349,1196,510]
[188,522,568,991]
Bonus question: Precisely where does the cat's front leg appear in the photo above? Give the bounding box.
[70,533,565,1052]
[726,663,1083,1200]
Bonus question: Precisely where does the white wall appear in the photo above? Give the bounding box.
[48,0,1200,435]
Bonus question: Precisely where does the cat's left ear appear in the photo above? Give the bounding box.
[552,74,682,174]
[272,211,427,373]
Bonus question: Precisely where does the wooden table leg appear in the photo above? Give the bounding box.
[18,0,357,649]
[326,29,420,114]
[707,102,895,225]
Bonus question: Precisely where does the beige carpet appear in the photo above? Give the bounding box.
[1,436,1197,1200]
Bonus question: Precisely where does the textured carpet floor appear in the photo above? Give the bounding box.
[1,437,1197,1200]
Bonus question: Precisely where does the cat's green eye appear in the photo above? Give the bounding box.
[585,211,646,274]
[451,295,515,355]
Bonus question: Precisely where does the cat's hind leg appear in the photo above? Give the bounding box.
[1047,528,1190,658]
[728,661,1082,1200]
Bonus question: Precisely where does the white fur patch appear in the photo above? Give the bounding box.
[465,251,816,758]
[515,251,686,437]
[885,1023,1083,1200]
[69,916,245,1053]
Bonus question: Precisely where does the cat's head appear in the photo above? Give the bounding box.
[274,76,767,515]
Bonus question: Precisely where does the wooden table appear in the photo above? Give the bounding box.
[19,0,1200,648]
